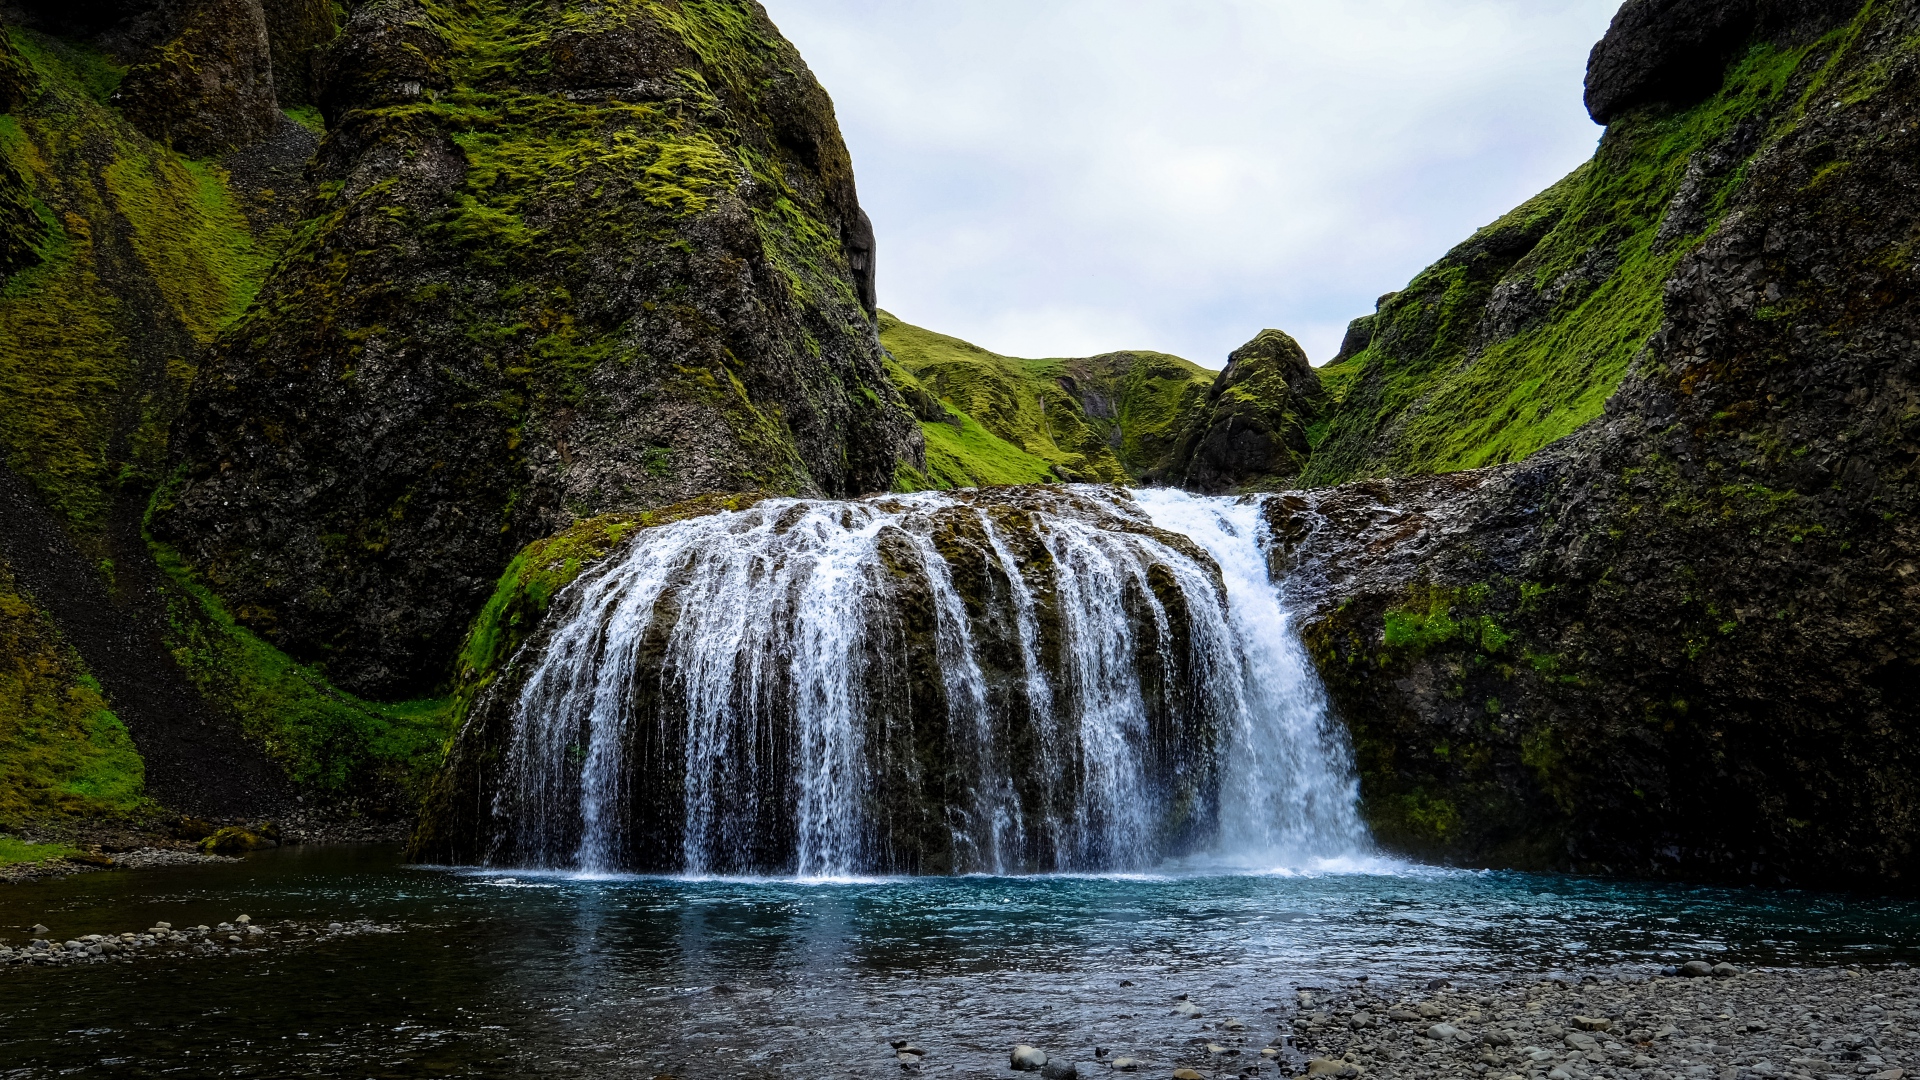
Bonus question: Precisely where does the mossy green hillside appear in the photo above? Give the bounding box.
[155,0,919,698]
[879,311,1216,486]
[0,559,146,829]
[885,359,1059,490]
[0,28,272,541]
[1302,39,1822,487]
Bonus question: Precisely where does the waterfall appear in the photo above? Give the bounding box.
[462,486,1369,876]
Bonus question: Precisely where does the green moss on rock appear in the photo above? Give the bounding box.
[0,28,272,540]
[151,538,455,800]
[0,558,146,827]
[1303,40,1821,486]
[155,0,921,698]
[1158,328,1325,492]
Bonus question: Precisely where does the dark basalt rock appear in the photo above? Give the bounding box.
[1161,329,1326,493]
[112,0,283,156]
[0,27,41,285]
[1300,0,1920,889]
[1585,0,1859,124]
[258,0,337,106]
[312,0,448,128]
[154,0,924,698]
[1327,314,1375,368]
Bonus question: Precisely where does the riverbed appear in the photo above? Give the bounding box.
[4,846,1920,1078]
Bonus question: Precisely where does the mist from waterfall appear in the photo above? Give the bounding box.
[483,486,1370,877]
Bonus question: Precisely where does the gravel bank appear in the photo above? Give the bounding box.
[0,916,397,970]
[985,968,1917,1080]
[1261,967,1913,1080]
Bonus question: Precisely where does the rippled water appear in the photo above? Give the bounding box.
[5,847,1920,1078]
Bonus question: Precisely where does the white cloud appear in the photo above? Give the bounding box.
[764,0,1622,367]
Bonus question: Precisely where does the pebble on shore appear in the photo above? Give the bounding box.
[1270,966,1915,1080]
[0,917,394,970]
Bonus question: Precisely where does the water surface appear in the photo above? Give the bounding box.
[5,846,1920,1078]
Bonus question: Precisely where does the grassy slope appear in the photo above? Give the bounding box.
[151,538,454,800]
[880,311,1215,489]
[0,558,145,831]
[1302,41,1816,486]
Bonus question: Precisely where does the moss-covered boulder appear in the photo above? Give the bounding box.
[154,0,924,698]
[1159,329,1326,493]
[112,0,283,156]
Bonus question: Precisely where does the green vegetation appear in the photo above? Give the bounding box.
[0,836,83,867]
[880,311,1216,488]
[1302,39,1827,486]
[151,540,455,799]
[0,561,146,827]
[0,29,272,540]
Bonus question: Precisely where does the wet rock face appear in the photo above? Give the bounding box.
[1584,0,1858,124]
[1163,330,1325,493]
[155,0,922,698]
[412,487,1231,874]
[1300,0,1920,889]
[112,0,283,157]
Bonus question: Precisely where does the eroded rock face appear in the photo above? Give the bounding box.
[1162,329,1325,493]
[0,27,41,284]
[154,0,922,698]
[1299,0,1920,889]
[112,0,282,156]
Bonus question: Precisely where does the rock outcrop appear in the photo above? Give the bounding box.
[112,0,283,156]
[154,0,924,698]
[1295,0,1920,890]
[1160,329,1325,493]
[258,0,336,105]
[1584,0,1860,124]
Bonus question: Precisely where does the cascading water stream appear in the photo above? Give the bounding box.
[1131,489,1370,866]
[465,486,1370,876]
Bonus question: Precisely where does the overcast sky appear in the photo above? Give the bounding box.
[762,0,1623,367]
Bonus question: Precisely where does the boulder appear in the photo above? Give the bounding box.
[1010,1045,1047,1071]
[114,0,283,156]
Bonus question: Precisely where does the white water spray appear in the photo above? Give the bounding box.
[485,486,1370,876]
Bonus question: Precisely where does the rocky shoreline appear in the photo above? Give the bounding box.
[0,916,397,970]
[991,966,1915,1080]
[0,809,410,884]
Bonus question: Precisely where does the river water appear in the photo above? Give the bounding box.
[5,846,1920,1079]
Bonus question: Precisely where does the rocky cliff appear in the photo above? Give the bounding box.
[1293,0,1920,890]
[0,0,918,854]
[150,0,924,698]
